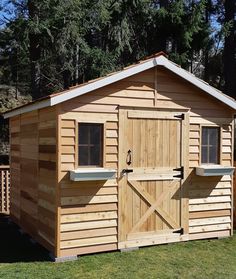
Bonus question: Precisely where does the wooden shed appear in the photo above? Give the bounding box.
[4,53,236,261]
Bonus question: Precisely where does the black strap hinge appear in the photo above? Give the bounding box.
[173,166,184,179]
[174,113,185,120]
[174,228,184,235]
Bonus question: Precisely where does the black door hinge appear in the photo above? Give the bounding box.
[174,113,185,120]
[174,228,184,235]
[173,166,184,179]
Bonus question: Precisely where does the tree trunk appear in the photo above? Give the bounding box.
[28,0,41,100]
[223,0,236,98]
[204,0,212,82]
[63,69,71,90]
[204,0,213,82]
[72,44,79,86]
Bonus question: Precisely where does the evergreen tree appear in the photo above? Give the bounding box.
[223,0,236,98]
[0,0,235,100]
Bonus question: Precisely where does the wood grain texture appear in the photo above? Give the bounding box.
[9,108,57,256]
[57,67,233,256]
[58,108,119,256]
[118,108,185,247]
[9,66,234,259]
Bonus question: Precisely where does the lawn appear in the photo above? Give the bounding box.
[0,215,236,279]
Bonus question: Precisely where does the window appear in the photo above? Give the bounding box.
[201,127,220,164]
[78,123,103,166]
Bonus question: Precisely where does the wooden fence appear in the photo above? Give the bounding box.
[0,166,10,214]
[234,162,236,229]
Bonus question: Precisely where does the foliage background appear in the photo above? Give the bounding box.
[0,0,235,159]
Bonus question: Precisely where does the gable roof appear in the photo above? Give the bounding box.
[4,52,236,119]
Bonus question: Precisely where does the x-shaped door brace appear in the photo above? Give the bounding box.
[127,180,179,234]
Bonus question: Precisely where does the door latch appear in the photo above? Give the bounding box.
[122,169,133,175]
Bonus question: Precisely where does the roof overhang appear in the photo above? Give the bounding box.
[4,98,52,119]
[4,55,236,119]
[157,57,236,110]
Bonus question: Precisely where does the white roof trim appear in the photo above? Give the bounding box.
[50,58,158,106]
[156,56,236,110]
[4,99,52,119]
[4,55,236,118]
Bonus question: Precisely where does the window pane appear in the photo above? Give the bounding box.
[201,146,208,164]
[209,128,219,146]
[202,128,208,145]
[79,146,89,165]
[201,127,220,164]
[209,146,218,164]
[78,123,103,166]
[90,125,102,144]
[90,145,101,165]
[79,124,89,144]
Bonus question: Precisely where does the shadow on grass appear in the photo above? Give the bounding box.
[0,214,51,263]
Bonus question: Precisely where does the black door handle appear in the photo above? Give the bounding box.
[127,150,132,165]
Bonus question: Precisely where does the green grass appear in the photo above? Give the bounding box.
[0,215,236,279]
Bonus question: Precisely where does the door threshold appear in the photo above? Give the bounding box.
[127,229,182,240]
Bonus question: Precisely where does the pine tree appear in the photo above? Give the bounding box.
[223,0,236,98]
[1,0,234,99]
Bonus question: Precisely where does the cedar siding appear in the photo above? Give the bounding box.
[9,65,234,259]
[10,107,57,254]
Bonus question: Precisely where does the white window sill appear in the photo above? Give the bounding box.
[195,165,235,176]
[70,168,116,181]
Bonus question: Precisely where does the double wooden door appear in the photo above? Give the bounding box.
[118,109,188,248]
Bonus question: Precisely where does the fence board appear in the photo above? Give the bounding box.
[0,166,10,214]
[234,162,236,229]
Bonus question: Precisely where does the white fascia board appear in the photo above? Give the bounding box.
[4,54,236,119]
[50,58,158,106]
[3,58,158,118]
[3,98,52,119]
[51,54,236,110]
[156,56,236,110]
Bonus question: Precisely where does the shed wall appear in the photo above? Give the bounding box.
[56,66,234,256]
[10,107,57,253]
[58,109,119,257]
[188,123,233,240]
[9,66,234,258]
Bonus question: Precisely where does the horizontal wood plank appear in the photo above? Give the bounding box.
[61,195,118,206]
[61,219,117,232]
